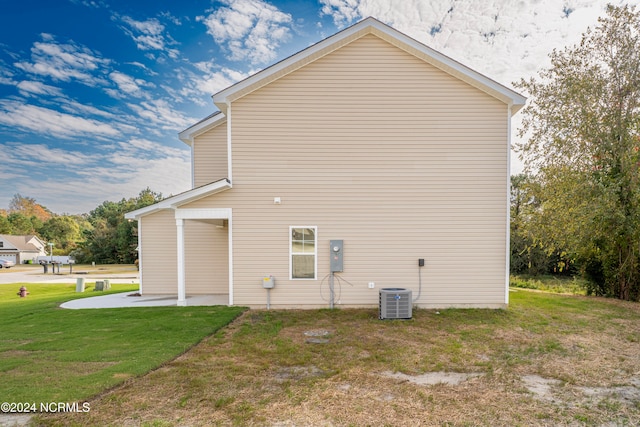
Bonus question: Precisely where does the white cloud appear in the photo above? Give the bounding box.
[126,61,158,75]
[16,80,63,97]
[198,0,293,64]
[118,15,180,59]
[160,11,182,26]
[126,98,196,132]
[117,137,189,160]
[194,62,250,94]
[169,62,250,107]
[123,16,164,39]
[108,70,153,99]
[14,35,110,86]
[120,137,157,153]
[0,100,120,139]
[59,99,118,120]
[0,63,16,85]
[320,0,361,26]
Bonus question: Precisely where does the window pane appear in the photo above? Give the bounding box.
[292,255,315,279]
[292,228,305,241]
[301,240,315,253]
[303,228,315,240]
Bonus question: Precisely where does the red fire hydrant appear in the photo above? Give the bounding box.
[17,286,29,298]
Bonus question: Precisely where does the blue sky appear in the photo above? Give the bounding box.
[0,0,631,214]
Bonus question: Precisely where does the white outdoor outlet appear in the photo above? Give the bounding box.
[368,282,375,289]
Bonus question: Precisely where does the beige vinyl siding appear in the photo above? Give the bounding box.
[184,219,229,294]
[185,34,508,308]
[139,212,229,296]
[193,120,227,187]
[140,210,177,294]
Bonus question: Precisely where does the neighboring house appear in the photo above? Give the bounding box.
[126,18,526,309]
[0,234,48,264]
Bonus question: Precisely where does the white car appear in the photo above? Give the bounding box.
[0,259,16,268]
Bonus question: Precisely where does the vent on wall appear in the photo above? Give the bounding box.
[379,288,412,320]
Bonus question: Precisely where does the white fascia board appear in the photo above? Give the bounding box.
[124,179,231,220]
[212,17,526,114]
[179,112,226,146]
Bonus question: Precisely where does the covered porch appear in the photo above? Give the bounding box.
[125,179,234,307]
[175,208,233,306]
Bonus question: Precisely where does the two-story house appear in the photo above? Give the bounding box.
[125,17,526,309]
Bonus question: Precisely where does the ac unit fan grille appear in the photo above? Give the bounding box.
[379,288,412,319]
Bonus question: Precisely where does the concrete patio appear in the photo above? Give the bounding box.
[60,292,229,309]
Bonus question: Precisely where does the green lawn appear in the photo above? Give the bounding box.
[0,283,245,403]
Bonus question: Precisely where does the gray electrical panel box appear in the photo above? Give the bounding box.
[262,275,274,288]
[330,240,343,272]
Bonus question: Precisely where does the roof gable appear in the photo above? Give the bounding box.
[25,235,46,249]
[212,17,525,115]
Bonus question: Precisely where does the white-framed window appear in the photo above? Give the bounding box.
[290,226,317,280]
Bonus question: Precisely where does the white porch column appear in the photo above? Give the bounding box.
[137,220,143,295]
[228,213,233,306]
[176,218,186,306]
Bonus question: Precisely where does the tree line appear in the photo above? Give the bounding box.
[0,189,162,264]
[511,4,640,301]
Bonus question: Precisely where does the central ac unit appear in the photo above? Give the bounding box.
[379,288,412,320]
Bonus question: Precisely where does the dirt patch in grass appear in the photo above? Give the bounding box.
[0,349,34,358]
[522,373,640,413]
[274,365,327,382]
[522,374,562,402]
[383,371,484,386]
[37,293,640,426]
